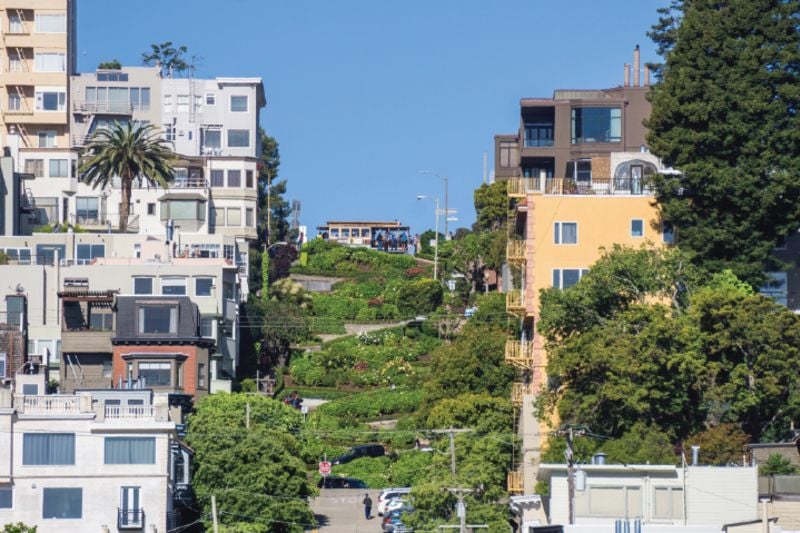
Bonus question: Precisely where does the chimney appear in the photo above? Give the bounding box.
[644,64,651,87]
[633,45,641,87]
[592,452,607,465]
[624,63,631,87]
[691,445,700,466]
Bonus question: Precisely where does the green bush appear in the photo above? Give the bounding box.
[331,456,392,488]
[395,278,444,315]
[391,451,433,487]
[317,389,423,420]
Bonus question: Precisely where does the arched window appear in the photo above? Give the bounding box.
[613,159,658,193]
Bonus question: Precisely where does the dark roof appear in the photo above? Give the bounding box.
[113,295,203,342]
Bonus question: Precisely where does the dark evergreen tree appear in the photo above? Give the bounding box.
[647,0,800,285]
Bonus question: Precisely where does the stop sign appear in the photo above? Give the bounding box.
[319,461,331,475]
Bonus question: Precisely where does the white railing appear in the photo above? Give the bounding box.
[22,395,80,414]
[105,405,155,420]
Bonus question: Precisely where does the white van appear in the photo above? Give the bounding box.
[377,487,412,516]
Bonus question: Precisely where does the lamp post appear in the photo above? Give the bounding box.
[261,240,288,302]
[417,195,440,280]
[419,171,449,239]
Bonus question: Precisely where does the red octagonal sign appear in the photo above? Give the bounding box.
[319,461,331,475]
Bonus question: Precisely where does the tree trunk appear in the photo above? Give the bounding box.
[120,171,131,233]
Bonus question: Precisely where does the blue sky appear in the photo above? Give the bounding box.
[77,0,667,234]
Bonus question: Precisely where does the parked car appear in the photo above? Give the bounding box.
[382,509,414,532]
[385,500,414,515]
[377,487,411,516]
[331,444,385,465]
[317,476,367,489]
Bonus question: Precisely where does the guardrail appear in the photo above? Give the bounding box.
[21,395,80,414]
[105,405,155,420]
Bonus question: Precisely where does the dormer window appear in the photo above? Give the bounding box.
[138,305,177,335]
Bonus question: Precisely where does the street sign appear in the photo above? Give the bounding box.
[319,461,331,476]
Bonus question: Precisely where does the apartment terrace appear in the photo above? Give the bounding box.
[507,176,656,197]
[10,393,171,423]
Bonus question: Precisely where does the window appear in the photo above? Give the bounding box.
[224,245,235,263]
[37,131,57,148]
[246,208,255,227]
[195,277,213,297]
[498,141,518,168]
[227,170,241,187]
[212,207,224,227]
[76,197,99,224]
[37,89,65,112]
[8,13,23,33]
[224,318,234,338]
[163,94,172,112]
[49,159,69,178]
[653,487,683,519]
[161,277,187,295]
[246,170,254,188]
[129,87,150,111]
[205,93,216,105]
[574,486,642,519]
[35,14,67,33]
[227,208,242,226]
[227,129,250,148]
[133,277,153,295]
[631,219,644,237]
[138,306,178,334]
[120,487,143,527]
[147,203,156,216]
[0,487,11,509]
[76,243,104,264]
[662,221,675,244]
[102,361,113,378]
[23,433,75,465]
[104,437,156,464]
[22,384,38,395]
[760,272,788,306]
[231,95,248,112]
[34,53,66,72]
[25,159,44,178]
[552,269,589,289]
[198,363,206,388]
[96,71,128,82]
[137,362,172,387]
[161,200,205,221]
[0,248,31,264]
[89,311,113,331]
[177,94,189,113]
[0,353,5,378]
[554,222,577,245]
[524,123,554,147]
[200,318,214,338]
[575,160,592,183]
[190,243,221,258]
[163,124,176,142]
[8,93,21,111]
[571,107,622,144]
[43,488,82,519]
[210,169,224,187]
[203,129,222,150]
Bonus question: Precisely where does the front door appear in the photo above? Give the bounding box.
[120,486,141,527]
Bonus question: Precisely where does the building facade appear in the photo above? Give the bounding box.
[0,380,191,533]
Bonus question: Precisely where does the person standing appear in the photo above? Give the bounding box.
[363,494,372,519]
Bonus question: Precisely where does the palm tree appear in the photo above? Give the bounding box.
[79,122,175,232]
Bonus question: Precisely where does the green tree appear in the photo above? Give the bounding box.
[647,0,800,285]
[426,393,513,434]
[473,181,507,232]
[2,524,37,533]
[185,394,315,533]
[97,59,121,69]
[602,423,678,465]
[142,41,189,78]
[79,123,174,232]
[256,130,293,247]
[686,424,750,465]
[760,453,798,476]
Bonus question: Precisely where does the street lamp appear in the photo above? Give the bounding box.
[419,170,449,239]
[261,241,289,301]
[417,195,440,281]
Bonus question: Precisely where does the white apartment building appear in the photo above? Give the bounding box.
[536,461,760,533]
[0,377,192,533]
[0,232,245,391]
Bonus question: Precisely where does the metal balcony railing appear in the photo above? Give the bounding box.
[506,239,526,263]
[118,508,145,529]
[505,340,535,369]
[73,101,135,115]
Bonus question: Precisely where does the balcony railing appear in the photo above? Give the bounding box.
[118,508,145,529]
[507,177,656,197]
[506,290,526,315]
[505,340,535,369]
[508,470,524,494]
[73,101,135,115]
[506,239,526,263]
[21,395,80,414]
[70,213,140,233]
[105,405,155,420]
[511,382,535,406]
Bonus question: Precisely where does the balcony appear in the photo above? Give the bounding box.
[506,239,526,264]
[72,100,134,115]
[511,382,535,406]
[506,290,526,316]
[118,508,145,529]
[541,177,656,196]
[18,394,80,415]
[508,470,524,495]
[61,330,113,353]
[105,405,155,421]
[505,340,535,369]
[69,213,140,233]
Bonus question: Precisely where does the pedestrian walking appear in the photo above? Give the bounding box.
[363,493,372,519]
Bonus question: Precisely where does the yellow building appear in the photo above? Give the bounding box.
[0,0,76,181]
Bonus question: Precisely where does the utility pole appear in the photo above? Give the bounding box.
[431,428,474,533]
[431,427,473,478]
[211,494,219,533]
[566,426,575,525]
[445,487,474,533]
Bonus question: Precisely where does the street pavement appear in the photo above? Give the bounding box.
[312,488,385,532]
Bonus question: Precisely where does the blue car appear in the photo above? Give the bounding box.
[382,509,414,532]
